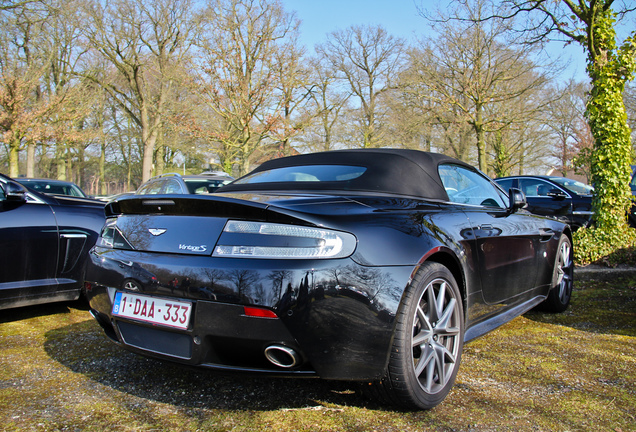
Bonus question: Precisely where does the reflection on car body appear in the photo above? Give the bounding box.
[135,172,234,196]
[84,149,573,410]
[0,173,105,309]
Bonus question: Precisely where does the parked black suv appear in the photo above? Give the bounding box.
[495,175,594,230]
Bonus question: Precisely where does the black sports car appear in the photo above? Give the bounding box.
[0,173,105,309]
[84,149,573,409]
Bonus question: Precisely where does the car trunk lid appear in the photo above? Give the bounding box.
[104,194,364,255]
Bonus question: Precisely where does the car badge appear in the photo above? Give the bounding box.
[148,228,167,236]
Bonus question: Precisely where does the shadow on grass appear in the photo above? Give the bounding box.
[524,277,636,337]
[0,299,89,324]
[42,319,380,412]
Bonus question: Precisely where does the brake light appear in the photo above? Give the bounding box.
[243,306,278,319]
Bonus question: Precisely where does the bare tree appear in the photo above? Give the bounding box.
[268,29,313,158]
[82,0,197,182]
[542,80,588,176]
[412,0,552,173]
[0,0,90,179]
[298,56,352,152]
[317,25,406,148]
[189,0,300,176]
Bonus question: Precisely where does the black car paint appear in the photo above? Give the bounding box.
[0,173,105,309]
[85,187,566,380]
[629,166,636,228]
[495,175,593,230]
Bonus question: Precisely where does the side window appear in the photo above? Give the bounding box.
[518,178,558,197]
[439,164,507,208]
[0,183,5,201]
[137,180,163,195]
[162,179,182,194]
[495,179,514,194]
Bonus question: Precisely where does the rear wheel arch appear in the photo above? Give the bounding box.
[420,249,467,315]
[364,260,465,409]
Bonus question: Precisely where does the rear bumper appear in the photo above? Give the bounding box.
[85,247,414,380]
[89,295,314,375]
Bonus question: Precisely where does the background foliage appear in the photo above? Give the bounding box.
[2,0,633,195]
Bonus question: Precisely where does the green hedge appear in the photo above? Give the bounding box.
[573,226,636,266]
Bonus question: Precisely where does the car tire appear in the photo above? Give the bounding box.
[541,234,573,313]
[366,262,464,410]
[122,279,141,292]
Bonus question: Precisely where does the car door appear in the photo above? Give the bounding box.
[518,177,572,225]
[440,165,546,305]
[0,178,59,302]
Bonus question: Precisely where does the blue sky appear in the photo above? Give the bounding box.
[284,0,426,46]
[281,0,588,83]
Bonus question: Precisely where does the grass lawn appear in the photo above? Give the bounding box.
[0,276,634,431]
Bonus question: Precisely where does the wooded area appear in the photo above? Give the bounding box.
[0,0,634,196]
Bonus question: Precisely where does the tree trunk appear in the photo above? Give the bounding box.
[26,142,35,177]
[9,137,20,178]
[100,140,106,195]
[475,103,487,172]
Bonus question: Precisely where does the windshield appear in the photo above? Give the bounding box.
[548,177,594,195]
[20,180,87,197]
[185,179,233,194]
[233,165,367,184]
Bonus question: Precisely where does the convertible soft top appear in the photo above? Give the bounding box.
[218,148,470,200]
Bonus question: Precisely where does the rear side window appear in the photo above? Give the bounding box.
[234,165,367,184]
[137,180,163,195]
[518,178,559,197]
[185,179,232,193]
[439,164,507,208]
[495,179,514,194]
[162,179,182,194]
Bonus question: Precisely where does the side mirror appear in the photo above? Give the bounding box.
[3,181,28,203]
[547,188,567,200]
[508,188,526,212]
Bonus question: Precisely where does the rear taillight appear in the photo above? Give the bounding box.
[213,220,356,259]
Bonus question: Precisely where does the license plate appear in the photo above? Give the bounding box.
[112,292,192,330]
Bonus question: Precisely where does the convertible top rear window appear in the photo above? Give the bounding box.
[234,165,367,184]
[218,149,461,199]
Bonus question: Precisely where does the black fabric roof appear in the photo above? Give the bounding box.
[218,149,473,200]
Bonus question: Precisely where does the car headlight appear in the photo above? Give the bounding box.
[213,220,357,259]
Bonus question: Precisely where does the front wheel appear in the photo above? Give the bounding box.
[367,262,464,410]
[541,234,573,313]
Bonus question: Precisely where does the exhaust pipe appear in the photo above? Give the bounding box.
[264,345,301,368]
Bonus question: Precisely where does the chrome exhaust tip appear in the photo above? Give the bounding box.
[264,345,301,368]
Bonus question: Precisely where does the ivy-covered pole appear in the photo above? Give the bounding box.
[585,7,636,233]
